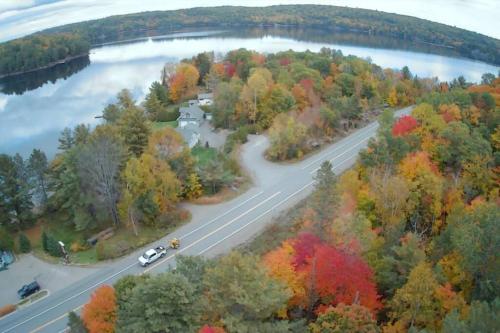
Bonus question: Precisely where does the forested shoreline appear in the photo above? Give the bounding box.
[0,33,90,78]
[1,4,499,77]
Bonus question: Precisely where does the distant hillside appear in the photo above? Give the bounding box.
[1,5,499,77]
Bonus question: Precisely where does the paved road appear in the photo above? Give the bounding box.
[0,107,412,333]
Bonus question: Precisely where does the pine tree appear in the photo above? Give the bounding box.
[0,154,35,230]
[144,92,163,121]
[58,128,74,151]
[41,230,49,252]
[68,311,88,333]
[28,149,49,205]
[309,161,338,234]
[118,108,151,157]
[19,233,31,253]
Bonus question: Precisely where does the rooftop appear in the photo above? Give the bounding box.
[178,104,205,122]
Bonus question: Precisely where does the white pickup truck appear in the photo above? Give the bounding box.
[138,245,167,266]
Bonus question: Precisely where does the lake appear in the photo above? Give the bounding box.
[0,28,498,158]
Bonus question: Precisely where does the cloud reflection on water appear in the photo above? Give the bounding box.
[0,34,498,158]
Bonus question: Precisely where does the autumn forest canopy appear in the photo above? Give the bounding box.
[1,4,500,77]
[0,36,499,332]
[36,48,499,332]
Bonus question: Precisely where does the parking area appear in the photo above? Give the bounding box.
[0,254,98,306]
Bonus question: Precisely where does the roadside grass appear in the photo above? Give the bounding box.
[153,120,178,130]
[240,198,309,257]
[17,290,48,308]
[25,209,191,265]
[89,210,190,261]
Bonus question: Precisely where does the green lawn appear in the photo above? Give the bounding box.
[153,120,178,131]
[191,146,217,166]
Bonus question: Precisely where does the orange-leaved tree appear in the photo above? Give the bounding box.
[169,63,200,102]
[263,240,306,308]
[82,285,117,333]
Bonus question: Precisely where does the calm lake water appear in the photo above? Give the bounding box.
[0,29,498,158]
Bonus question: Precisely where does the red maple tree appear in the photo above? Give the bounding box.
[307,244,382,311]
[199,325,226,333]
[292,232,322,269]
[392,115,418,136]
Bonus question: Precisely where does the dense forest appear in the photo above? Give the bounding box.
[45,5,500,66]
[0,33,90,77]
[70,77,499,332]
[207,48,446,160]
[1,4,499,77]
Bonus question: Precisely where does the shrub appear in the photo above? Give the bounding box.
[70,241,88,253]
[0,227,14,251]
[18,233,31,253]
[42,232,62,257]
[224,126,249,153]
[157,107,179,122]
[68,311,88,333]
[0,304,16,317]
[41,230,48,252]
[245,123,263,134]
[96,241,106,261]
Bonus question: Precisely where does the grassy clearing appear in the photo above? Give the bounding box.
[153,120,178,130]
[191,146,217,166]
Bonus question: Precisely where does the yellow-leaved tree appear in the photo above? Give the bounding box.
[119,153,180,234]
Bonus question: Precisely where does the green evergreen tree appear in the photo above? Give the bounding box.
[41,230,48,252]
[28,149,49,205]
[67,311,88,333]
[102,104,122,123]
[0,154,35,230]
[44,233,62,257]
[309,160,338,234]
[58,128,74,151]
[0,226,14,251]
[118,107,151,157]
[18,233,31,253]
[150,81,170,106]
[144,92,163,121]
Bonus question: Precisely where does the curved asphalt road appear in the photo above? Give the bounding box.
[0,107,412,333]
